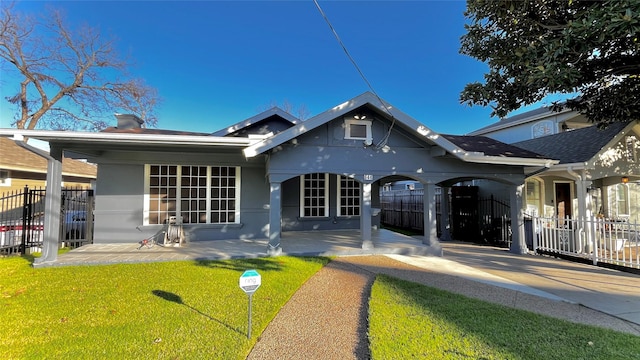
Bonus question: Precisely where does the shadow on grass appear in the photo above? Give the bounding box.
[152,289,245,336]
[193,256,330,272]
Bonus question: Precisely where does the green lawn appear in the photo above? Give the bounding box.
[2,255,639,359]
[0,255,328,359]
[369,274,640,360]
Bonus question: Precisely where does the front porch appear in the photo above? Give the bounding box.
[34,229,440,267]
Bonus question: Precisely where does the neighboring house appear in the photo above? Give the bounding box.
[469,107,640,224]
[0,92,556,264]
[0,137,96,194]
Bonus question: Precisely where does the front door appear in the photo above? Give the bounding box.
[555,182,572,226]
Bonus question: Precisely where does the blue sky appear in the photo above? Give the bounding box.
[1,1,549,136]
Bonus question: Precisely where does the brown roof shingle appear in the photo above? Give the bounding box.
[0,137,96,178]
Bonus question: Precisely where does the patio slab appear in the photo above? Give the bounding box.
[35,229,437,267]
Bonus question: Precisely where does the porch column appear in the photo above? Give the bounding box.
[267,181,282,255]
[509,184,527,254]
[439,186,451,241]
[361,182,373,249]
[34,146,63,266]
[423,183,442,255]
[576,179,593,253]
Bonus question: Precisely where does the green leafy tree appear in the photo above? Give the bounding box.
[460,0,640,126]
[0,2,159,131]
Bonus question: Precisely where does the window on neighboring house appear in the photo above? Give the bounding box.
[626,135,638,163]
[300,173,329,217]
[0,170,10,187]
[525,179,542,216]
[145,164,239,225]
[344,119,372,142]
[615,184,629,216]
[337,175,360,216]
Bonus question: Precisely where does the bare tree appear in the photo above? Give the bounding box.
[0,2,159,131]
[261,99,311,121]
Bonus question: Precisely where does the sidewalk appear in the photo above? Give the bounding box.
[435,241,640,327]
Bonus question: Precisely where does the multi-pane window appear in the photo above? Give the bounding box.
[210,166,237,223]
[146,165,239,225]
[338,176,360,216]
[301,173,329,217]
[525,179,542,216]
[180,166,208,224]
[148,165,178,225]
[615,184,629,216]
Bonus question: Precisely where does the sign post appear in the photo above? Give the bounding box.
[239,269,261,339]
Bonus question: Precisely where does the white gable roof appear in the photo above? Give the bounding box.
[243,92,554,167]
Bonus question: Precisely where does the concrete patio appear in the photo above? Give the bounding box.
[37,229,437,267]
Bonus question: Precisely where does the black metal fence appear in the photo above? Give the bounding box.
[478,195,511,247]
[0,186,94,255]
[380,187,512,247]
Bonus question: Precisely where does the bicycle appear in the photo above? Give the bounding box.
[136,226,166,250]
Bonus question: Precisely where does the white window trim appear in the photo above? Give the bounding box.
[626,135,638,163]
[143,164,240,225]
[344,119,372,142]
[336,175,361,217]
[300,173,329,218]
[614,183,630,217]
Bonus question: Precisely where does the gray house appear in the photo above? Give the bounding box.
[0,92,555,264]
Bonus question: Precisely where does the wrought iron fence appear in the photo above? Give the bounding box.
[0,186,94,255]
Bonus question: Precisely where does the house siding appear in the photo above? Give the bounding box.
[91,151,270,243]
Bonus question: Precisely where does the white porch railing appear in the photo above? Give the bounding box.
[532,216,640,270]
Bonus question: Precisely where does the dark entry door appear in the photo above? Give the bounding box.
[555,182,572,225]
[450,186,479,241]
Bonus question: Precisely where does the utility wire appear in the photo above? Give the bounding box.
[312,0,396,148]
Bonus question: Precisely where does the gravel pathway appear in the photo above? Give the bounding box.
[247,255,639,360]
[247,259,374,360]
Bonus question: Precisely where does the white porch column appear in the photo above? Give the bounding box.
[267,181,282,255]
[423,183,442,255]
[509,183,527,254]
[439,186,451,241]
[34,146,63,266]
[361,182,373,249]
[576,179,593,252]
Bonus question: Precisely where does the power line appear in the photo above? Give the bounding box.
[312,0,397,148]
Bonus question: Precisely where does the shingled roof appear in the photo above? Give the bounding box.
[0,137,96,178]
[442,134,549,160]
[513,122,630,164]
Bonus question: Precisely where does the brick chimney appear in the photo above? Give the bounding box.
[114,114,144,129]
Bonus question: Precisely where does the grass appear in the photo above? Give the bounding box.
[0,255,328,360]
[3,254,639,359]
[369,274,640,360]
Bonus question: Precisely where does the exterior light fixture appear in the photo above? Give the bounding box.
[354,114,366,120]
[622,176,629,184]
